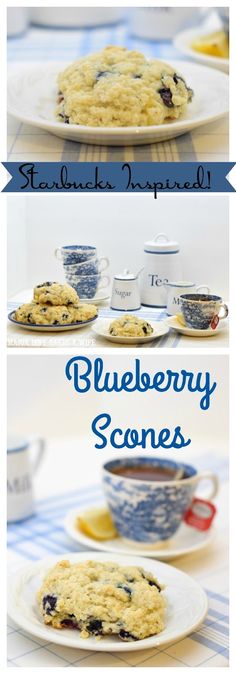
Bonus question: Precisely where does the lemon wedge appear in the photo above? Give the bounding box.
[176,313,186,327]
[77,507,118,541]
[191,31,229,59]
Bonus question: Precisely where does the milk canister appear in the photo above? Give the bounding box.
[140,233,182,308]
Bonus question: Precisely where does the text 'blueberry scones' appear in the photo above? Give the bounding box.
[13,282,98,326]
[56,46,193,127]
[37,559,165,641]
[109,315,153,337]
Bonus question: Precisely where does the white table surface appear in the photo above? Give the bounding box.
[7,439,229,667]
[7,289,229,349]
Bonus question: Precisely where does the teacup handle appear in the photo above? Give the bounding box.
[55,247,62,260]
[98,257,109,273]
[29,436,46,473]
[218,303,228,320]
[98,275,110,290]
[194,471,219,500]
[196,285,210,294]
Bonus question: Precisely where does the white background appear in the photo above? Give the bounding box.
[7,193,229,298]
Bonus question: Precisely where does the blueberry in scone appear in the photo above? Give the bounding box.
[33,282,79,306]
[37,559,165,640]
[56,45,193,127]
[109,315,153,337]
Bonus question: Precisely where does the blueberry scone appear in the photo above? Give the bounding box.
[33,282,79,306]
[56,46,193,127]
[37,560,165,641]
[14,302,97,325]
[73,304,98,322]
[109,315,153,337]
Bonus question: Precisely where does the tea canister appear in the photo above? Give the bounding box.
[110,269,141,311]
[140,233,182,308]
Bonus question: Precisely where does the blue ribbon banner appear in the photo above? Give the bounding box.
[2,162,235,196]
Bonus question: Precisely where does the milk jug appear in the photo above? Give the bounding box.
[140,233,182,307]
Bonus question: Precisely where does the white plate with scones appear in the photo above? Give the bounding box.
[8,54,228,146]
[7,281,98,331]
[8,552,208,652]
[92,317,169,344]
[8,311,98,332]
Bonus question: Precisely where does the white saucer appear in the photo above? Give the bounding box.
[92,318,169,344]
[8,551,208,652]
[166,315,227,338]
[174,26,229,73]
[8,60,228,146]
[64,504,215,561]
[78,291,110,305]
[8,311,97,332]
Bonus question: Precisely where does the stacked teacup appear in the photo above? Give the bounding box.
[55,245,109,300]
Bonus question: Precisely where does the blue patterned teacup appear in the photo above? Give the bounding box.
[102,457,218,543]
[55,245,97,266]
[66,273,109,299]
[180,293,228,330]
[63,257,109,277]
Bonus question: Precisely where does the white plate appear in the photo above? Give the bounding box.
[8,60,228,146]
[8,310,97,332]
[174,27,229,73]
[8,551,208,652]
[65,505,215,561]
[92,318,169,344]
[78,291,110,305]
[166,315,227,338]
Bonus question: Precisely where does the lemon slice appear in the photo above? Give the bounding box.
[191,31,229,59]
[175,313,186,327]
[77,506,118,541]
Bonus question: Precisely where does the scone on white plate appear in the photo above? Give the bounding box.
[57,45,193,127]
[37,559,165,641]
[109,315,153,337]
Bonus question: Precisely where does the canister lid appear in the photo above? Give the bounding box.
[114,269,137,280]
[144,233,180,253]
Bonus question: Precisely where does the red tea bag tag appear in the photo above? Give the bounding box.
[211,314,219,330]
[184,498,216,531]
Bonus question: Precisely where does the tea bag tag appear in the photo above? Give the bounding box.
[211,315,219,330]
[183,498,216,530]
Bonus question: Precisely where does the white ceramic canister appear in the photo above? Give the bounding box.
[140,234,182,308]
[7,436,45,522]
[110,269,141,311]
[165,282,210,316]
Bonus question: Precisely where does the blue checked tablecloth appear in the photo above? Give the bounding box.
[7,297,229,348]
[7,451,229,667]
[7,22,229,162]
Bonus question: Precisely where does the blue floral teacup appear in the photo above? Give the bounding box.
[180,293,228,330]
[55,245,97,266]
[66,273,109,299]
[102,457,218,544]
